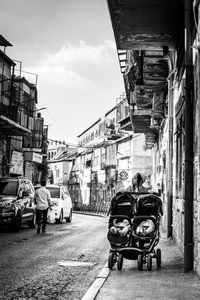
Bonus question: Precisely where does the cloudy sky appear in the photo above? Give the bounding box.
[0,0,125,144]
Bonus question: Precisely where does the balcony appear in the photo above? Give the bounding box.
[107,0,183,51]
[105,123,122,141]
[23,117,44,149]
[0,103,31,136]
[107,0,183,141]
[116,97,132,131]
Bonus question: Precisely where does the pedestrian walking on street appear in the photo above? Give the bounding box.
[34,180,52,234]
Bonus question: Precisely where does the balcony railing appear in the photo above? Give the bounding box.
[0,75,36,117]
[23,130,43,149]
[0,103,18,122]
[116,100,130,123]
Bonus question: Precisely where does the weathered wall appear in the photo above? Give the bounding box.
[193,24,200,274]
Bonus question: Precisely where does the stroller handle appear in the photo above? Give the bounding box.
[109,215,132,223]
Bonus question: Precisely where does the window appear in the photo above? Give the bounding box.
[24,181,33,194]
[46,187,60,198]
[0,180,18,196]
[56,169,60,178]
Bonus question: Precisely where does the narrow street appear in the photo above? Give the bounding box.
[1,1,200,299]
[0,214,109,300]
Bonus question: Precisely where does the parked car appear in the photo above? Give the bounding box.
[35,184,73,224]
[0,177,36,231]
[47,184,73,223]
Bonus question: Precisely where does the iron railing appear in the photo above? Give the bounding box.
[73,204,110,216]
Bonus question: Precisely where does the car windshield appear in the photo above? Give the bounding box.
[0,181,18,196]
[46,187,60,198]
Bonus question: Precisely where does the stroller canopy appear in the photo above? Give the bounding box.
[108,191,137,218]
[136,194,163,217]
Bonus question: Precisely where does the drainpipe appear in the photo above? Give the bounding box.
[1,55,5,103]
[129,90,136,133]
[184,0,194,272]
[6,64,16,177]
[89,149,94,206]
[6,137,11,177]
[167,66,177,238]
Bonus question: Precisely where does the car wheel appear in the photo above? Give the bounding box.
[28,212,36,229]
[11,210,22,232]
[56,210,63,224]
[66,209,72,223]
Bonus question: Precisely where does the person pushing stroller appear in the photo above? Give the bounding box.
[132,173,152,193]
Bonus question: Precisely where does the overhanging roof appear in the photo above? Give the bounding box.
[107,0,183,139]
[0,49,15,66]
[0,115,31,136]
[107,0,184,51]
[0,35,13,47]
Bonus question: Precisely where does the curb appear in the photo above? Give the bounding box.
[73,211,108,218]
[81,264,110,300]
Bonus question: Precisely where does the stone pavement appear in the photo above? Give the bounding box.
[82,231,200,300]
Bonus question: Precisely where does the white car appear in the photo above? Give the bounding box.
[46,185,73,223]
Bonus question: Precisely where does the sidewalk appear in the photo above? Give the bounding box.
[82,231,200,300]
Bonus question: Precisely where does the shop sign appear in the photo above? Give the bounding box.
[25,162,33,181]
[10,151,23,175]
[119,170,128,181]
[24,152,42,163]
[32,152,42,163]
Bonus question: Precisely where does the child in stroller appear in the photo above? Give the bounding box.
[107,191,163,271]
[107,191,137,270]
[109,218,131,237]
[132,193,163,270]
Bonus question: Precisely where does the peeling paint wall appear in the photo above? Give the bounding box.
[193,18,200,273]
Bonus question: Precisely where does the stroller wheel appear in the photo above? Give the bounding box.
[137,254,143,271]
[156,248,161,268]
[147,255,152,271]
[108,252,114,269]
[117,254,123,270]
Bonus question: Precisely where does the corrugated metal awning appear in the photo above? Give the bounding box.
[0,115,31,136]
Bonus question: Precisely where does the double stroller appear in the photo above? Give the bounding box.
[107,191,163,271]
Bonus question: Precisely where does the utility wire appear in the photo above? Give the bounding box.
[38,97,75,137]
[47,133,143,150]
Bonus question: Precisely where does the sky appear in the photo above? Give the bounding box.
[0,0,125,145]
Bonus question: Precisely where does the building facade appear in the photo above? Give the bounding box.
[47,142,77,186]
[0,35,47,183]
[107,0,200,274]
[75,98,152,211]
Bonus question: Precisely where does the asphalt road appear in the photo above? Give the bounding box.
[0,213,109,300]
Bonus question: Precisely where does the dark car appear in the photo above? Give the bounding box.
[0,177,36,231]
